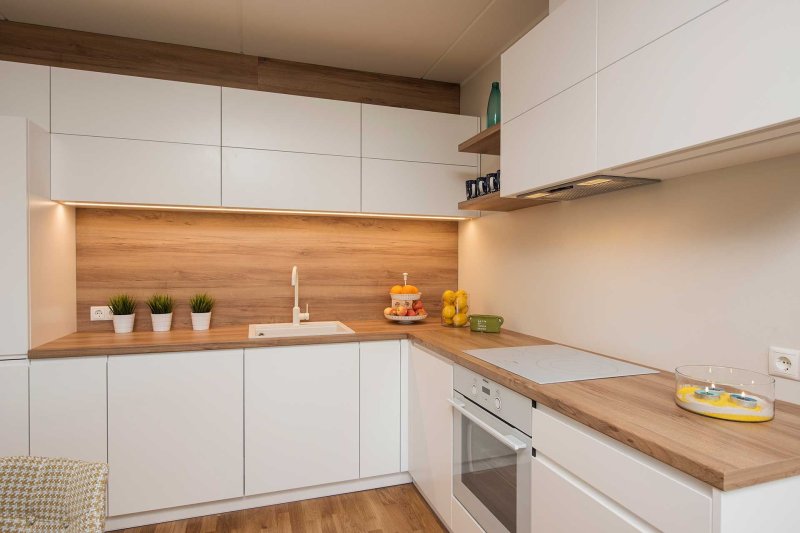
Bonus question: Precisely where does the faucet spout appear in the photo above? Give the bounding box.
[291,266,310,326]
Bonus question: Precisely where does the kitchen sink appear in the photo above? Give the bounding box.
[248,321,355,339]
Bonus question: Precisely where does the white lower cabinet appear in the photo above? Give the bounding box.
[408,342,453,528]
[245,343,360,495]
[29,357,107,462]
[360,341,401,478]
[107,350,243,516]
[0,359,29,456]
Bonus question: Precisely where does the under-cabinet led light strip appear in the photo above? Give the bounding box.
[58,201,471,221]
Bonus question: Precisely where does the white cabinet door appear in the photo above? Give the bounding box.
[245,344,359,495]
[30,357,107,463]
[108,350,243,516]
[360,341,401,479]
[597,0,725,69]
[0,360,29,456]
[531,457,647,532]
[362,105,478,167]
[501,76,597,197]
[51,68,220,145]
[51,134,222,206]
[502,0,596,121]
[222,88,360,156]
[0,118,29,357]
[597,1,800,170]
[222,147,360,212]
[362,158,477,217]
[408,343,453,528]
[0,60,50,131]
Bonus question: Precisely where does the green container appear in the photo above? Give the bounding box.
[468,314,504,333]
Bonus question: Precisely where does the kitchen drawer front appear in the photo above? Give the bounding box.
[51,134,221,207]
[222,148,360,212]
[52,68,220,145]
[502,0,596,122]
[597,0,725,70]
[532,405,711,533]
[597,0,800,170]
[222,88,360,156]
[362,104,478,167]
[361,158,478,218]
[501,76,596,197]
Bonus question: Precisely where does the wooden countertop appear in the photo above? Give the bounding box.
[30,321,800,491]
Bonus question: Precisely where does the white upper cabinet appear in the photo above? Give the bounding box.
[29,357,107,463]
[502,0,596,122]
[0,60,50,131]
[597,1,800,170]
[360,341,401,479]
[222,148,360,212]
[52,135,221,206]
[362,158,477,217]
[362,104,478,167]
[502,76,597,197]
[222,88,360,156]
[108,350,243,516]
[51,68,221,145]
[597,0,725,70]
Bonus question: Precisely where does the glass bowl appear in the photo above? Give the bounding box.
[674,366,775,422]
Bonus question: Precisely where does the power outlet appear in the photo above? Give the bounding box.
[768,346,800,381]
[90,306,113,321]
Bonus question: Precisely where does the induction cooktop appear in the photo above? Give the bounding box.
[464,344,658,384]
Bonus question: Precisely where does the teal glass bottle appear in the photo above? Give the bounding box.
[486,81,501,128]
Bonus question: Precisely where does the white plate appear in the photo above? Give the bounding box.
[389,292,422,301]
[384,314,427,323]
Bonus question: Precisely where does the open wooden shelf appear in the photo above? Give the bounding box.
[458,191,552,212]
[458,123,500,155]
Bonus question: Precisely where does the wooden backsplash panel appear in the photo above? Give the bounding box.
[76,209,458,332]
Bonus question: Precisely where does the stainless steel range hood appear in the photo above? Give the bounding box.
[517,175,659,202]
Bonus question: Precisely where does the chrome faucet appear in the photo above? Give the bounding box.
[291,265,310,326]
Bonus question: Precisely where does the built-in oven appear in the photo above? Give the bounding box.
[451,365,533,533]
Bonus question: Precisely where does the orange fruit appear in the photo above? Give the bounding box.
[390,285,404,294]
[402,285,419,294]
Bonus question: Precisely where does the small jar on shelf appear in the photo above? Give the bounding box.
[441,289,469,327]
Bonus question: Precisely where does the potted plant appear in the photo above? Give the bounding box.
[189,292,215,331]
[146,293,174,332]
[108,294,137,334]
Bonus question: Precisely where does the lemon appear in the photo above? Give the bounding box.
[443,317,454,325]
[442,305,456,319]
[455,295,468,310]
[455,289,467,298]
[442,290,456,304]
[453,313,468,327]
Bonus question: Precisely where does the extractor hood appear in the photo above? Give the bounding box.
[517,175,659,202]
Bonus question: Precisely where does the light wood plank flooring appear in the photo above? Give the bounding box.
[110,484,446,533]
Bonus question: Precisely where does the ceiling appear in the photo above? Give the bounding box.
[0,0,548,83]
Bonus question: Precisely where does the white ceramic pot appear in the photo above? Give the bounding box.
[151,312,173,332]
[112,313,135,334]
[191,312,212,331]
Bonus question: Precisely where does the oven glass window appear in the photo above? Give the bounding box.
[459,416,518,532]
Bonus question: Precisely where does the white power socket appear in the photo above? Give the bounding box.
[768,346,800,381]
[90,306,113,321]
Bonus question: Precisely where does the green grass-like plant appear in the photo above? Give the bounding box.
[108,294,137,316]
[146,293,174,314]
[189,293,215,314]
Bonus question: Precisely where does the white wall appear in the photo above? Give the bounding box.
[458,154,800,403]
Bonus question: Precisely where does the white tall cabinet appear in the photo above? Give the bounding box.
[408,342,453,528]
[245,343,360,495]
[0,60,50,131]
[107,350,244,516]
[0,360,29,456]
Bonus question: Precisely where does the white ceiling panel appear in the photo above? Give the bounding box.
[241,0,492,79]
[0,0,243,53]
[425,0,548,83]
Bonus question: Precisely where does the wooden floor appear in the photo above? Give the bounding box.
[110,484,446,533]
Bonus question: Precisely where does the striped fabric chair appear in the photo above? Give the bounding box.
[0,456,108,533]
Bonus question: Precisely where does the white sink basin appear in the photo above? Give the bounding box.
[248,321,355,339]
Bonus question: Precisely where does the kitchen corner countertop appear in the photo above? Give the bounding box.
[30,320,800,491]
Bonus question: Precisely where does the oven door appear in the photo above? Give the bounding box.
[450,392,531,533]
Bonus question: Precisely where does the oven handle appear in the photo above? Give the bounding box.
[448,398,528,451]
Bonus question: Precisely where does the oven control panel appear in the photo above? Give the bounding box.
[453,364,532,435]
